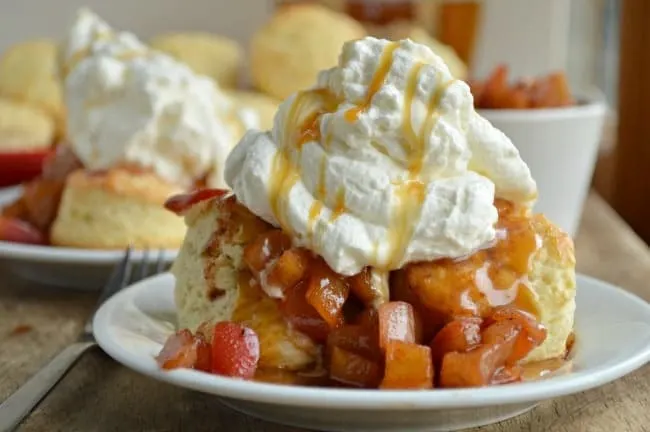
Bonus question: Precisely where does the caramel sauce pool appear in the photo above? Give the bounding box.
[521,333,576,381]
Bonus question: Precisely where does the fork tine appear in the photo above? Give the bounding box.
[138,249,151,281]
[119,246,135,290]
[155,249,167,274]
[93,246,133,307]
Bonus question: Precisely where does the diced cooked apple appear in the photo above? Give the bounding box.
[378,301,416,349]
[266,248,311,292]
[348,268,376,306]
[243,230,292,274]
[327,324,381,362]
[439,321,519,388]
[305,262,349,328]
[281,280,331,343]
[0,216,46,245]
[380,341,433,389]
[430,318,482,364]
[329,346,381,388]
[486,307,547,363]
[164,188,228,215]
[491,365,523,385]
[156,329,211,372]
[210,321,260,379]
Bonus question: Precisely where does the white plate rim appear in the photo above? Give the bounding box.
[0,242,178,264]
[93,273,650,410]
[0,185,178,264]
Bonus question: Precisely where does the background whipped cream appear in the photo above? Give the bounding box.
[64,9,249,188]
[226,37,537,276]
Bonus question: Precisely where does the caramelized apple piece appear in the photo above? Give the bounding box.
[210,322,260,379]
[530,72,574,108]
[282,280,331,343]
[348,268,376,306]
[327,324,381,362]
[378,301,416,349]
[164,189,229,215]
[1,196,27,219]
[266,248,311,292]
[354,307,379,329]
[243,230,292,274]
[305,262,349,328]
[156,329,211,372]
[486,307,547,363]
[480,64,511,109]
[430,318,482,364]
[439,346,499,388]
[0,216,46,245]
[41,145,81,180]
[491,365,523,385]
[439,321,519,388]
[329,346,382,388]
[390,270,442,342]
[481,320,521,353]
[22,179,66,231]
[380,341,433,389]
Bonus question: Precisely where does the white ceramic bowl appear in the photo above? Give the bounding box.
[480,98,607,236]
[93,273,650,432]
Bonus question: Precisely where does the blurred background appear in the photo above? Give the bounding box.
[0,0,619,98]
[1,0,642,242]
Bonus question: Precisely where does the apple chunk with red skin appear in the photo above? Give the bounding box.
[0,216,46,245]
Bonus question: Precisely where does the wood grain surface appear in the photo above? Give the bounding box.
[1,193,649,432]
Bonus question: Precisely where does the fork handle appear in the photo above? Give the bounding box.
[0,341,96,431]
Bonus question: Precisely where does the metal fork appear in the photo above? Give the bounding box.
[0,248,168,432]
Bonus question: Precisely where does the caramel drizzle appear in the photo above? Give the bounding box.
[269,90,338,237]
[307,43,399,238]
[419,77,457,145]
[344,42,399,123]
[271,41,458,265]
[307,156,329,238]
[383,63,457,269]
[330,187,346,221]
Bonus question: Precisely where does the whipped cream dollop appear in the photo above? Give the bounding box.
[63,9,249,188]
[225,37,537,276]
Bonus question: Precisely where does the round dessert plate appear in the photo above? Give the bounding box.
[0,186,178,289]
[94,273,650,432]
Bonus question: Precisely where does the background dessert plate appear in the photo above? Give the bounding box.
[0,186,177,289]
[93,273,650,432]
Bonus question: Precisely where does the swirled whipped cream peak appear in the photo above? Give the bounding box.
[63,9,239,188]
[225,37,537,276]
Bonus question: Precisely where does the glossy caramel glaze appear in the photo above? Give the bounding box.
[174,191,574,388]
[395,199,541,326]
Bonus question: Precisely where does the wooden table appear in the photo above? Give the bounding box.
[1,192,649,432]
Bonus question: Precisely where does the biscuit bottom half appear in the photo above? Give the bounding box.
[50,168,186,249]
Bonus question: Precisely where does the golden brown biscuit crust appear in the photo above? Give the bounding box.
[64,168,181,205]
[50,168,185,249]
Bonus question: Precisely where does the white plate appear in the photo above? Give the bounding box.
[93,273,650,432]
[0,186,177,289]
